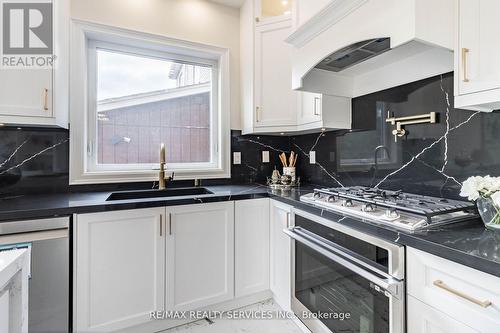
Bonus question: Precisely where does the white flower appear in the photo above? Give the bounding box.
[491,192,500,208]
[460,176,483,201]
[483,176,500,193]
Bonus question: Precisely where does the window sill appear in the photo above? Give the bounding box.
[69,168,231,185]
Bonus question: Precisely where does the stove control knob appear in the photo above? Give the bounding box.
[327,195,337,203]
[342,199,353,207]
[361,204,375,212]
[385,209,400,219]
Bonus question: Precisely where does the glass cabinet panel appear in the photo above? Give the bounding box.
[260,0,292,18]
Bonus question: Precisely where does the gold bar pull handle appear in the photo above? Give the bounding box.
[168,213,172,235]
[43,88,49,111]
[433,280,492,308]
[159,214,163,236]
[461,48,470,82]
[256,106,260,122]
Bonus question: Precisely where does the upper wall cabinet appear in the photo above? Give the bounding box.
[297,92,351,132]
[0,0,69,128]
[240,0,351,134]
[241,0,298,134]
[254,19,298,129]
[454,0,500,112]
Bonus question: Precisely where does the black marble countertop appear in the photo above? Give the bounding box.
[0,184,499,278]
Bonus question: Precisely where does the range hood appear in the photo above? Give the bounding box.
[286,0,454,98]
[315,38,391,72]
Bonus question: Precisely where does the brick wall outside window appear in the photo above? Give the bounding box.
[97,92,211,164]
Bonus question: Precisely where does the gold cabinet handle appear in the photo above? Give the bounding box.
[461,48,470,82]
[43,88,49,111]
[256,106,260,122]
[433,280,492,308]
[160,214,163,236]
[255,17,260,23]
[168,213,172,235]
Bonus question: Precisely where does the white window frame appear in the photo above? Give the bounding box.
[69,20,230,185]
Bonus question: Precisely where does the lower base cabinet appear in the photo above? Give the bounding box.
[407,247,500,332]
[269,200,292,311]
[74,208,165,333]
[408,296,477,333]
[235,199,270,297]
[74,199,275,333]
[166,201,234,311]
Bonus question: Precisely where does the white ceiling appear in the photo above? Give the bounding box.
[208,0,245,8]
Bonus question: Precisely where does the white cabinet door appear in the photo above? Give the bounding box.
[0,0,68,127]
[408,296,478,333]
[235,199,270,298]
[298,92,322,125]
[254,19,298,128]
[269,200,292,311]
[457,0,500,95]
[0,70,52,118]
[75,208,165,333]
[166,202,234,311]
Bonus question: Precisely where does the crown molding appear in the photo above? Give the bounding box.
[285,0,368,48]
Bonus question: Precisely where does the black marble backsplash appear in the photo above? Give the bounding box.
[232,73,500,200]
[0,127,69,196]
[0,73,498,200]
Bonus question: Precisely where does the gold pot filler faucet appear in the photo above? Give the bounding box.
[158,143,174,190]
[385,111,437,142]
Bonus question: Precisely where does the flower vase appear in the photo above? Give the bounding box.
[477,197,500,230]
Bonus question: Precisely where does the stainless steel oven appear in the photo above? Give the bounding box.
[284,209,405,333]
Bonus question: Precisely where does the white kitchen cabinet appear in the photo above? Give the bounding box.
[166,202,234,311]
[0,0,69,128]
[297,92,351,131]
[254,19,298,129]
[235,199,270,298]
[408,296,478,333]
[74,208,165,333]
[407,247,500,332]
[269,200,292,311]
[241,0,351,134]
[0,70,52,118]
[455,0,500,112]
[241,0,299,134]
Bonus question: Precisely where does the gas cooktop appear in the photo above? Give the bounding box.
[300,186,478,231]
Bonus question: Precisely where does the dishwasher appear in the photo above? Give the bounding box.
[0,216,70,333]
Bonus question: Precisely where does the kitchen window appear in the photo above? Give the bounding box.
[70,22,230,184]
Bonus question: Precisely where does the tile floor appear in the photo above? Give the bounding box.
[161,300,304,333]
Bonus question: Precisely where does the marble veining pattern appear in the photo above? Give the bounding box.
[161,300,303,333]
[0,138,68,176]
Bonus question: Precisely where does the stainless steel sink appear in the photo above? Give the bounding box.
[106,187,214,201]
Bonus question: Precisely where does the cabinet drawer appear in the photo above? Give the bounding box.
[407,247,500,331]
[408,295,478,333]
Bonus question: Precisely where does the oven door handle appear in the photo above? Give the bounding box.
[284,227,403,299]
